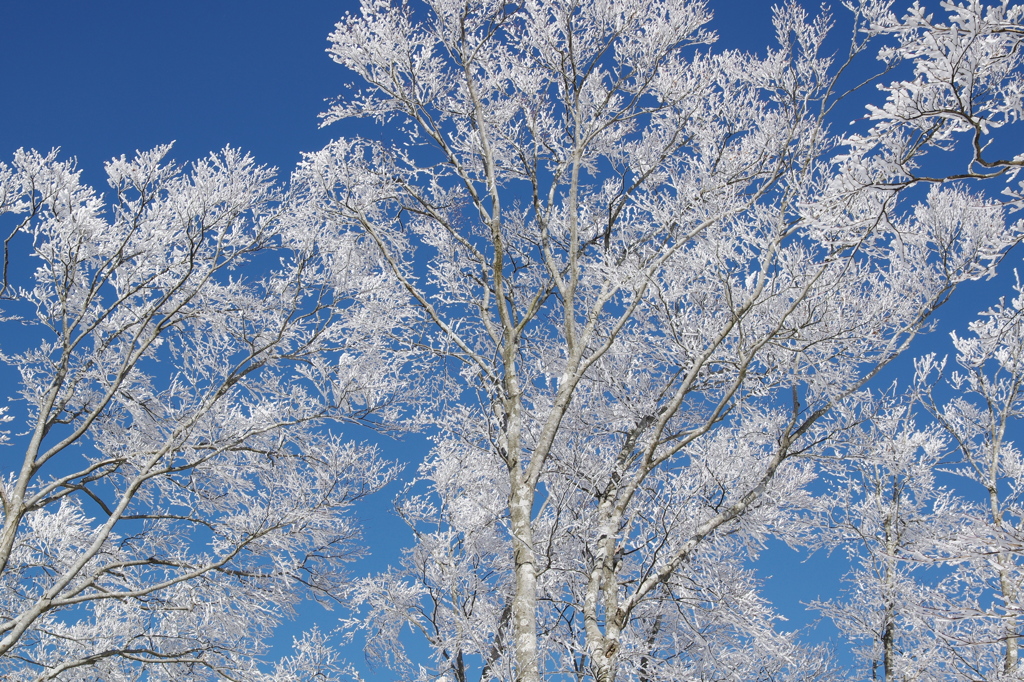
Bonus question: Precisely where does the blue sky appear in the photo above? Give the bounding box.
[2,0,1022,677]
[0,1,779,176]
[0,1,350,184]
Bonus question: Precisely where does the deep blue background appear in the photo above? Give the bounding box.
[0,1,783,177]
[0,2,351,184]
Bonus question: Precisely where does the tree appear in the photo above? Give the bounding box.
[4,1,1024,680]
[300,0,1024,681]
[923,282,1024,679]
[0,145,409,680]
[816,276,1024,682]
[811,399,960,682]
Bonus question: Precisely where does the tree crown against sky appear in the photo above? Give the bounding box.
[2,1,1024,681]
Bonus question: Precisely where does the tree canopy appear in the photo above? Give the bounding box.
[2,1,1024,681]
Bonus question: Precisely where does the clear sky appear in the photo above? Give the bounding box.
[2,0,1021,677]
[0,1,353,184]
[0,0,779,175]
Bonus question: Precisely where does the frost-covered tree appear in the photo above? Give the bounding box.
[4,0,1024,680]
[811,400,961,682]
[924,281,1024,679]
[814,277,1024,682]
[299,0,1024,681]
[0,145,409,680]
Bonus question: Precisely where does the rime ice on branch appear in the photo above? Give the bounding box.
[0,145,410,680]
[310,0,1024,681]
